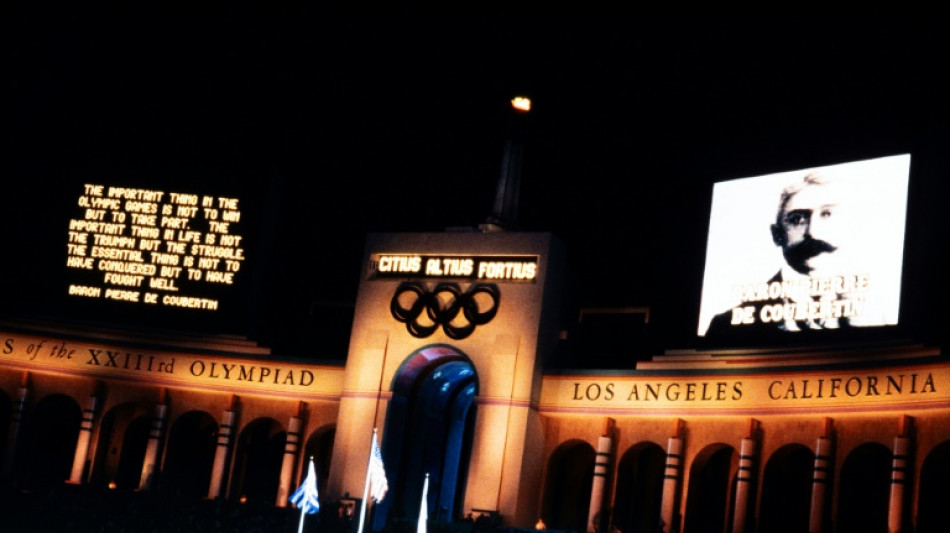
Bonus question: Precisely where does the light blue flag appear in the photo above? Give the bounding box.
[290,458,320,515]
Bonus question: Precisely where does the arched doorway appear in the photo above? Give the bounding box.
[229,417,286,504]
[91,402,149,490]
[683,444,737,533]
[0,390,11,478]
[916,441,950,532]
[837,442,891,533]
[21,394,82,491]
[613,441,665,533]
[376,345,478,530]
[160,410,217,499]
[542,439,595,532]
[303,424,336,505]
[758,443,814,533]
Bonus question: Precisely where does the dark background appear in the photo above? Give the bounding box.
[4,9,950,362]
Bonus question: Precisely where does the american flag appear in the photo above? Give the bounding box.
[368,431,389,503]
[289,458,320,514]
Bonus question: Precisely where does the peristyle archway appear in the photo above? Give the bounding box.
[375,345,478,530]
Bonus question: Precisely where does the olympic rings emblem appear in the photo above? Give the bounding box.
[390,282,501,339]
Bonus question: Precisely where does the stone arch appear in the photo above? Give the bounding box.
[916,440,950,532]
[613,441,665,533]
[683,443,737,533]
[91,402,150,490]
[375,344,478,529]
[758,443,814,533]
[0,389,10,472]
[542,439,596,532]
[160,409,217,499]
[229,416,286,503]
[302,423,335,505]
[837,442,891,533]
[21,393,82,491]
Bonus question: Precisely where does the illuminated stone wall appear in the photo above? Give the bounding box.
[328,231,565,526]
[535,348,950,533]
[0,326,343,501]
[7,220,950,532]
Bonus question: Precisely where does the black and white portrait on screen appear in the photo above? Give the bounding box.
[698,154,911,340]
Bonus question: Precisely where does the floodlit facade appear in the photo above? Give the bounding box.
[2,228,950,533]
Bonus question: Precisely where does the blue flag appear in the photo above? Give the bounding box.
[290,458,320,515]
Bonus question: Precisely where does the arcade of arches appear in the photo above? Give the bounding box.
[6,228,950,533]
[4,327,950,533]
[0,377,338,506]
[540,415,950,533]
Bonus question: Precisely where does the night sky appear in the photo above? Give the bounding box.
[5,10,950,359]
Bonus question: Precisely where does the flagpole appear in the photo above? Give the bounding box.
[356,428,377,533]
[359,338,389,533]
[359,338,390,533]
[417,473,429,533]
[290,456,320,533]
[373,337,389,429]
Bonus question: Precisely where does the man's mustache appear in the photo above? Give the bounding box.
[786,238,837,262]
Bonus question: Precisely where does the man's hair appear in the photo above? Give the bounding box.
[775,173,829,226]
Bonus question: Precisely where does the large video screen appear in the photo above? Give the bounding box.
[697,154,911,341]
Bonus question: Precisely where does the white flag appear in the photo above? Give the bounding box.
[289,458,320,515]
[368,431,389,503]
[417,474,429,533]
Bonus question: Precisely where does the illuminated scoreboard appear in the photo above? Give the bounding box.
[65,184,247,312]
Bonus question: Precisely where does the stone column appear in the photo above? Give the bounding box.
[2,372,30,476]
[587,418,615,532]
[139,388,169,490]
[277,402,305,507]
[208,395,238,499]
[888,415,913,533]
[659,419,684,533]
[68,389,99,484]
[732,419,760,533]
[808,418,834,533]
